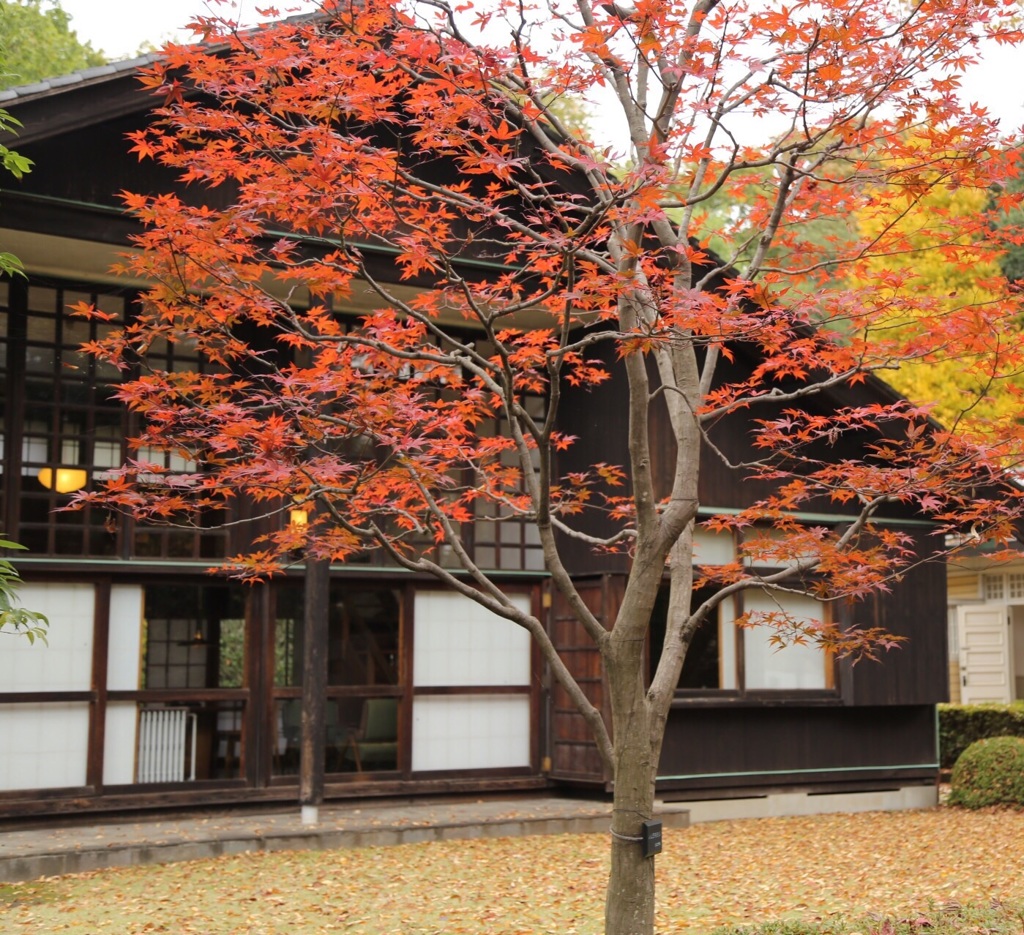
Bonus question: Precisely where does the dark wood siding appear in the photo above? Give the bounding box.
[657,703,938,794]
[837,527,949,706]
[19,113,178,210]
[553,340,633,575]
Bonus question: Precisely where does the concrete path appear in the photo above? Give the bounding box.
[0,797,690,883]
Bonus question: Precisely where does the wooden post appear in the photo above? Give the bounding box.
[86,579,111,791]
[299,553,329,824]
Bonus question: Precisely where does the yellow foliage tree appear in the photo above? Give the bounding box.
[852,169,1023,432]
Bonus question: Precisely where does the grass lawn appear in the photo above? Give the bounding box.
[3,807,1024,934]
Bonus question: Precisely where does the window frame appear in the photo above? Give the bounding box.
[663,527,838,700]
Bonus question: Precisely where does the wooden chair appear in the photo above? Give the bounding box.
[341,697,398,772]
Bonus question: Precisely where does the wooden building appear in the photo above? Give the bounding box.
[945,547,1024,706]
[0,55,946,820]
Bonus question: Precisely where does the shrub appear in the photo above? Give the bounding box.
[938,703,1024,769]
[948,736,1024,808]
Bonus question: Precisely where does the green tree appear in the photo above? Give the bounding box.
[0,1,102,273]
[0,0,105,90]
[0,105,32,276]
[850,148,1024,431]
[0,537,47,643]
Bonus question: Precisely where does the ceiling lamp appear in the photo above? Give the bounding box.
[37,467,88,494]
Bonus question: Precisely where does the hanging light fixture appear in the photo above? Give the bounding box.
[176,624,211,647]
[37,467,88,494]
[289,494,309,527]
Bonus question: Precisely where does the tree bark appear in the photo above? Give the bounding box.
[604,627,659,935]
[605,708,658,933]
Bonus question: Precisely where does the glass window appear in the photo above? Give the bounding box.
[272,583,402,777]
[273,587,302,688]
[273,695,399,776]
[273,584,401,688]
[352,588,400,684]
[136,700,245,782]
[142,584,246,690]
[653,582,828,693]
[679,617,722,689]
[983,574,1004,601]
[7,285,131,556]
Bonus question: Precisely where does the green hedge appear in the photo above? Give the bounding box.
[939,702,1024,769]
[948,736,1024,808]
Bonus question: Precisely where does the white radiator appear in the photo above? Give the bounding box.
[137,708,197,783]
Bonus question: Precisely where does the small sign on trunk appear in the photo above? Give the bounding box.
[641,819,662,858]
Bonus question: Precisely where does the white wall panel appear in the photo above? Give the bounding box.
[412,695,530,772]
[103,702,138,785]
[107,585,143,690]
[693,528,735,566]
[744,591,827,690]
[0,583,94,691]
[0,702,89,791]
[413,591,531,687]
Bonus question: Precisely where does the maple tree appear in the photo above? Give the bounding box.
[992,153,1024,284]
[73,0,1024,931]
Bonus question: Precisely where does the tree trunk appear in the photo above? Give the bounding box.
[604,663,658,935]
[606,763,657,934]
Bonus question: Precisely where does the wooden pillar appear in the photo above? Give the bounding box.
[247,583,271,789]
[299,554,329,823]
[86,579,112,791]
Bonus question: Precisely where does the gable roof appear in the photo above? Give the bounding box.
[1,54,161,146]
[1,10,326,143]
[0,53,160,105]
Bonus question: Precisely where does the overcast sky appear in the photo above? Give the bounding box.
[59,1,318,59]
[59,0,1023,140]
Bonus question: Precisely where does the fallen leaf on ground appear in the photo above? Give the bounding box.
[4,807,1024,934]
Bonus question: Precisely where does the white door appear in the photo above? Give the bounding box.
[957,605,1012,704]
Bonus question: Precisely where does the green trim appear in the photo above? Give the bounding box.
[657,762,939,782]
[10,557,548,578]
[12,558,224,570]
[697,505,938,528]
[11,191,127,216]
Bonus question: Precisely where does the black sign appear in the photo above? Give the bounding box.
[641,819,663,858]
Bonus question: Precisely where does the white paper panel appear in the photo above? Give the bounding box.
[1,582,94,691]
[412,694,530,772]
[103,702,139,785]
[743,591,827,690]
[107,585,143,690]
[693,528,735,566]
[0,702,89,791]
[413,591,531,687]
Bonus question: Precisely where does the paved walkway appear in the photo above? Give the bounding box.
[0,796,690,883]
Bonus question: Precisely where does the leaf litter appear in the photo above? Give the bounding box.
[4,807,1024,934]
